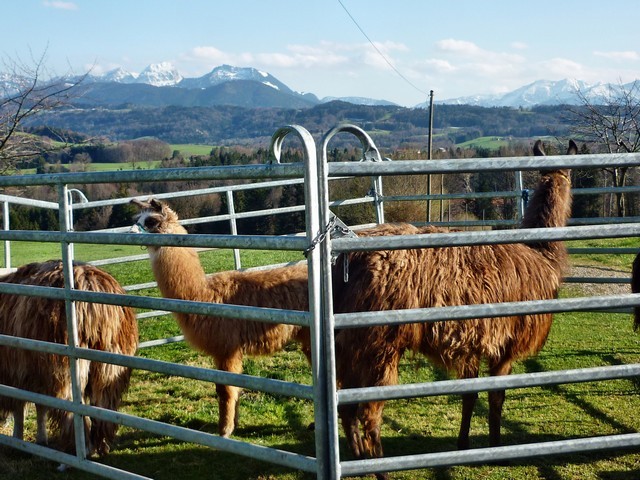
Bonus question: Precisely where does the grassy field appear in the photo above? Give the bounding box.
[170,144,216,157]
[0,239,639,480]
[15,142,212,174]
[18,161,162,175]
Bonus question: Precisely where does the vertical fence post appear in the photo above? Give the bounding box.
[270,125,340,479]
[57,183,88,461]
[316,129,341,480]
[515,170,525,222]
[372,175,385,225]
[226,190,242,269]
[2,200,10,269]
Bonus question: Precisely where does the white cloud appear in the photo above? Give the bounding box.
[421,58,457,74]
[594,50,640,61]
[436,39,482,56]
[540,57,586,78]
[434,39,524,66]
[190,46,236,64]
[182,41,410,75]
[43,1,78,10]
[511,42,528,50]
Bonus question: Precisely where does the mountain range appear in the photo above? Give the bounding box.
[2,61,637,109]
[432,78,634,108]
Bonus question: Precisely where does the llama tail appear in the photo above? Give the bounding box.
[85,360,134,455]
[85,305,137,456]
[47,359,92,455]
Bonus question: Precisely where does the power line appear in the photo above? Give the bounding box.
[337,0,429,97]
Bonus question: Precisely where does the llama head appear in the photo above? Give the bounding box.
[521,139,576,232]
[533,139,577,180]
[130,198,185,234]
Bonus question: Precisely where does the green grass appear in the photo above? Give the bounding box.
[170,144,216,157]
[85,161,161,171]
[457,136,511,150]
[18,161,162,175]
[1,240,639,479]
[568,237,639,270]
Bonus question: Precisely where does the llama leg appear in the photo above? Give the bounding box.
[488,362,513,447]
[12,403,25,440]
[35,405,49,445]
[457,392,478,450]
[359,401,390,480]
[215,382,241,438]
[359,400,386,459]
[456,363,480,450]
[215,351,243,438]
[339,403,365,459]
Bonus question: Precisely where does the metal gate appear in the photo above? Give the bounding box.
[0,123,639,479]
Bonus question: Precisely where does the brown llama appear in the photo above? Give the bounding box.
[130,197,311,437]
[0,260,138,456]
[632,253,640,331]
[333,139,577,475]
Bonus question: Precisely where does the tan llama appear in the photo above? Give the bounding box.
[130,197,310,437]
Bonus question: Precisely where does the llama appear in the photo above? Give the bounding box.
[333,140,577,472]
[130,197,311,437]
[0,260,138,456]
[632,253,640,331]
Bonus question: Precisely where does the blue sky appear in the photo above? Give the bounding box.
[3,1,640,106]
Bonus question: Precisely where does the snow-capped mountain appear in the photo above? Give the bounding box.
[134,62,183,87]
[0,72,22,96]
[432,78,636,108]
[99,67,137,84]
[178,64,293,93]
[321,96,399,107]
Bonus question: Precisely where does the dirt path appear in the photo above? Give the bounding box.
[567,263,631,296]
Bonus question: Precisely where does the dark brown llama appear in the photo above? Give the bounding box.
[333,140,577,475]
[0,260,138,456]
[631,253,640,331]
[130,198,310,437]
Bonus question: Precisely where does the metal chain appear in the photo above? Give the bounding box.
[304,216,338,257]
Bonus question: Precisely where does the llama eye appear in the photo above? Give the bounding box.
[145,217,160,230]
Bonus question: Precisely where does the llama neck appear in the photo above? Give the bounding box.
[150,245,209,302]
[521,171,572,229]
[520,171,572,264]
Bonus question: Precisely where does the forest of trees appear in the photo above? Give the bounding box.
[8,140,639,235]
[24,101,574,149]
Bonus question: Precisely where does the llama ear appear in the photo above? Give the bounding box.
[533,140,545,156]
[130,198,147,209]
[149,198,164,212]
[567,139,578,155]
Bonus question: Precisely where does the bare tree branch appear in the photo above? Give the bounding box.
[566,80,640,216]
[0,49,89,174]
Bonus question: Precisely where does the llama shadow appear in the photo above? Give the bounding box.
[363,353,640,479]
[523,355,638,435]
[102,423,317,479]
[359,433,640,480]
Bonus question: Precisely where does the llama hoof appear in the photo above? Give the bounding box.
[306,421,315,431]
[56,463,70,472]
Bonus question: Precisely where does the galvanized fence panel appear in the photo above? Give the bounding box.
[0,126,329,478]
[0,123,638,479]
[319,124,640,478]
